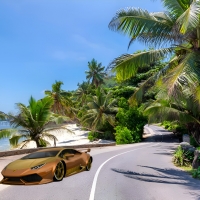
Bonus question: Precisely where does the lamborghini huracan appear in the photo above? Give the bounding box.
[0,147,93,185]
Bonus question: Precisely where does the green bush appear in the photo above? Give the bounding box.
[115,126,133,144]
[161,121,171,129]
[192,167,200,179]
[173,146,193,167]
[197,147,200,150]
[116,107,147,142]
[88,131,99,142]
[39,138,47,147]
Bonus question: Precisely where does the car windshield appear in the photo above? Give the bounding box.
[21,151,60,159]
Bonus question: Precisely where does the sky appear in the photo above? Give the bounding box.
[0,0,164,114]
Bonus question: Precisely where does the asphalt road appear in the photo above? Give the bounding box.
[0,125,200,200]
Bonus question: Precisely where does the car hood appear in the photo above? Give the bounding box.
[5,157,58,170]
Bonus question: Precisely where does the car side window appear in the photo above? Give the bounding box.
[71,149,81,154]
[59,149,73,158]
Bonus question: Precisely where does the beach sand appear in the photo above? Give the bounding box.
[18,124,114,149]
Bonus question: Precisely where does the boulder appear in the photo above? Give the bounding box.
[192,150,200,169]
[182,134,190,143]
[180,142,196,153]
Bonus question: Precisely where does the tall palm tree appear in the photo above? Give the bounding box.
[81,88,118,131]
[45,81,74,118]
[0,96,67,148]
[85,59,106,88]
[108,0,200,105]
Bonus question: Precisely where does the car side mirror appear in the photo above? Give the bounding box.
[64,153,74,159]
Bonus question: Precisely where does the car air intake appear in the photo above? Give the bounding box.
[22,174,42,182]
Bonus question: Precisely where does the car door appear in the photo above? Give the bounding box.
[59,149,82,175]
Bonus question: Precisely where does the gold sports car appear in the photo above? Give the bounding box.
[0,147,93,185]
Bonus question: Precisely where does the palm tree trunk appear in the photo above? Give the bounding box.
[35,139,41,148]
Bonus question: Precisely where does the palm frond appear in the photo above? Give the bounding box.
[176,1,200,34]
[0,111,7,120]
[0,129,16,139]
[161,0,190,17]
[163,52,200,96]
[9,134,27,147]
[108,48,173,81]
[144,102,199,124]
[41,132,58,146]
[109,8,175,48]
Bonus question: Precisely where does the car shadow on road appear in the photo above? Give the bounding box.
[111,166,200,199]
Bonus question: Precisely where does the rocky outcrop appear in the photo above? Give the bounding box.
[192,150,200,169]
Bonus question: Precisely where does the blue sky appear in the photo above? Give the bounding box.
[0,0,164,113]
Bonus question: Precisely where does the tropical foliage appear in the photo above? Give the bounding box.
[173,146,193,167]
[108,0,200,105]
[116,100,147,143]
[85,58,107,88]
[45,81,74,118]
[81,87,118,131]
[0,96,68,148]
[143,88,200,145]
[6,0,200,150]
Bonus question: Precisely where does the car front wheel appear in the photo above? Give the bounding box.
[53,161,65,181]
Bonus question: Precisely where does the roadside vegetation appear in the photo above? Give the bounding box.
[0,0,200,179]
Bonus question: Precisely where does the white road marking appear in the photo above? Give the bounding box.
[89,143,159,200]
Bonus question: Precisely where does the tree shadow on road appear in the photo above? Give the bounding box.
[111,165,200,199]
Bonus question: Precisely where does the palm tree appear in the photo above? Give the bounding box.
[0,96,67,148]
[81,88,118,131]
[85,59,106,88]
[75,81,92,106]
[45,81,74,118]
[108,0,200,105]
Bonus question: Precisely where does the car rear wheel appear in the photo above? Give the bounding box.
[86,157,92,171]
[54,161,65,181]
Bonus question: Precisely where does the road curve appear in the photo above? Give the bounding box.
[0,125,200,200]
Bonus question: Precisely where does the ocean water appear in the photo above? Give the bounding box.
[0,121,13,152]
[0,138,10,151]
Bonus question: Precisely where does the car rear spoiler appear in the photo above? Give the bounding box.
[77,148,91,153]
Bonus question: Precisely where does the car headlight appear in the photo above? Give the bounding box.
[31,163,46,170]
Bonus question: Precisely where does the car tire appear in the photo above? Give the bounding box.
[53,161,65,181]
[86,157,92,171]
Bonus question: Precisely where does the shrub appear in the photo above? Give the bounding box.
[192,167,200,179]
[39,138,47,147]
[173,146,193,167]
[88,131,99,142]
[162,121,171,129]
[116,107,147,142]
[115,126,133,144]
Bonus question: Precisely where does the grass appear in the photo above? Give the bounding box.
[174,164,200,179]
[179,165,194,175]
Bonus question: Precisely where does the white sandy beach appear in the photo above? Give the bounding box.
[18,124,114,149]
